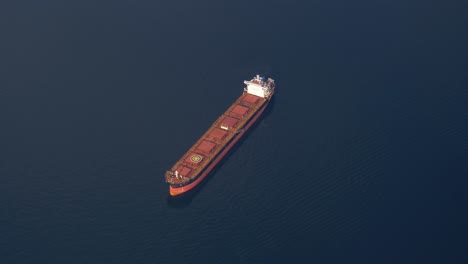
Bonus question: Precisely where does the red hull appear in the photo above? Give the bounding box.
[169,101,269,196]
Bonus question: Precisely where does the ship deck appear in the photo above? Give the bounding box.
[165,92,267,185]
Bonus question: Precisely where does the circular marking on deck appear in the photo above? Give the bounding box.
[190,154,202,163]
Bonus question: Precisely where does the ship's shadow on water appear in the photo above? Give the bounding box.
[166,96,276,208]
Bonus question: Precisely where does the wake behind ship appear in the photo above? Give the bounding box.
[165,75,275,196]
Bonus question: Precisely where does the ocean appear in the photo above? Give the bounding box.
[1,0,467,263]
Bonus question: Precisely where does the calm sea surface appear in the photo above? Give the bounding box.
[1,1,467,263]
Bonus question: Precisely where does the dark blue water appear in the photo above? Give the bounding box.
[1,1,467,263]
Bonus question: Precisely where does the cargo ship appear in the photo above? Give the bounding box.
[165,74,275,196]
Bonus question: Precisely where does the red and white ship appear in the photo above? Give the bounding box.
[165,74,275,196]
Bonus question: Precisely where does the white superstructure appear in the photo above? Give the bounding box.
[244,74,275,99]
